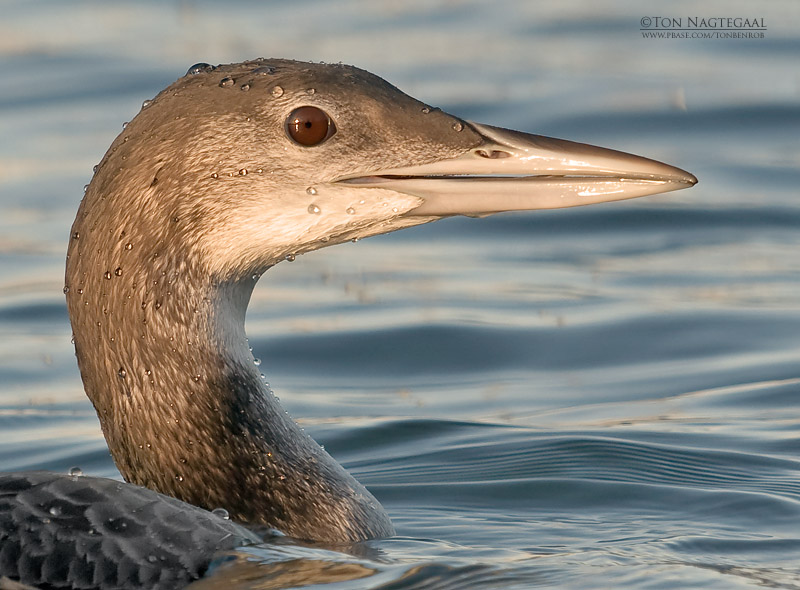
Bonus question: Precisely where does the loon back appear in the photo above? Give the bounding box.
[0,471,259,589]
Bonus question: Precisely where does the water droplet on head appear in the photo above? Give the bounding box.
[240,83,251,92]
[251,65,275,75]
[306,186,318,196]
[238,168,247,175]
[125,243,132,250]
[121,121,128,130]
[211,172,219,179]
[114,267,123,276]
[253,358,262,367]
[48,505,62,517]
[68,467,83,478]
[63,286,70,294]
[141,99,153,109]
[186,62,215,76]
[306,88,316,95]
[72,231,80,240]
[92,165,98,173]
[219,77,235,88]
[346,207,356,215]
[421,107,431,114]
[104,271,112,280]
[452,121,464,132]
[83,184,89,193]
[175,474,184,482]
[118,367,127,379]
[270,85,284,97]
[285,253,296,262]
[307,204,321,215]
[212,507,230,520]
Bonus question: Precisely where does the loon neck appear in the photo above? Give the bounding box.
[64,210,393,543]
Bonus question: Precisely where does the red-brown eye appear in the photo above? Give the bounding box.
[285,106,336,146]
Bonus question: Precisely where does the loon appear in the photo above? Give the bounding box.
[0,59,696,589]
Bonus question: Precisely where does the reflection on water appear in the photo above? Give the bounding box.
[1,0,799,587]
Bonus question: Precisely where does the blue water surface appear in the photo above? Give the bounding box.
[1,0,799,588]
